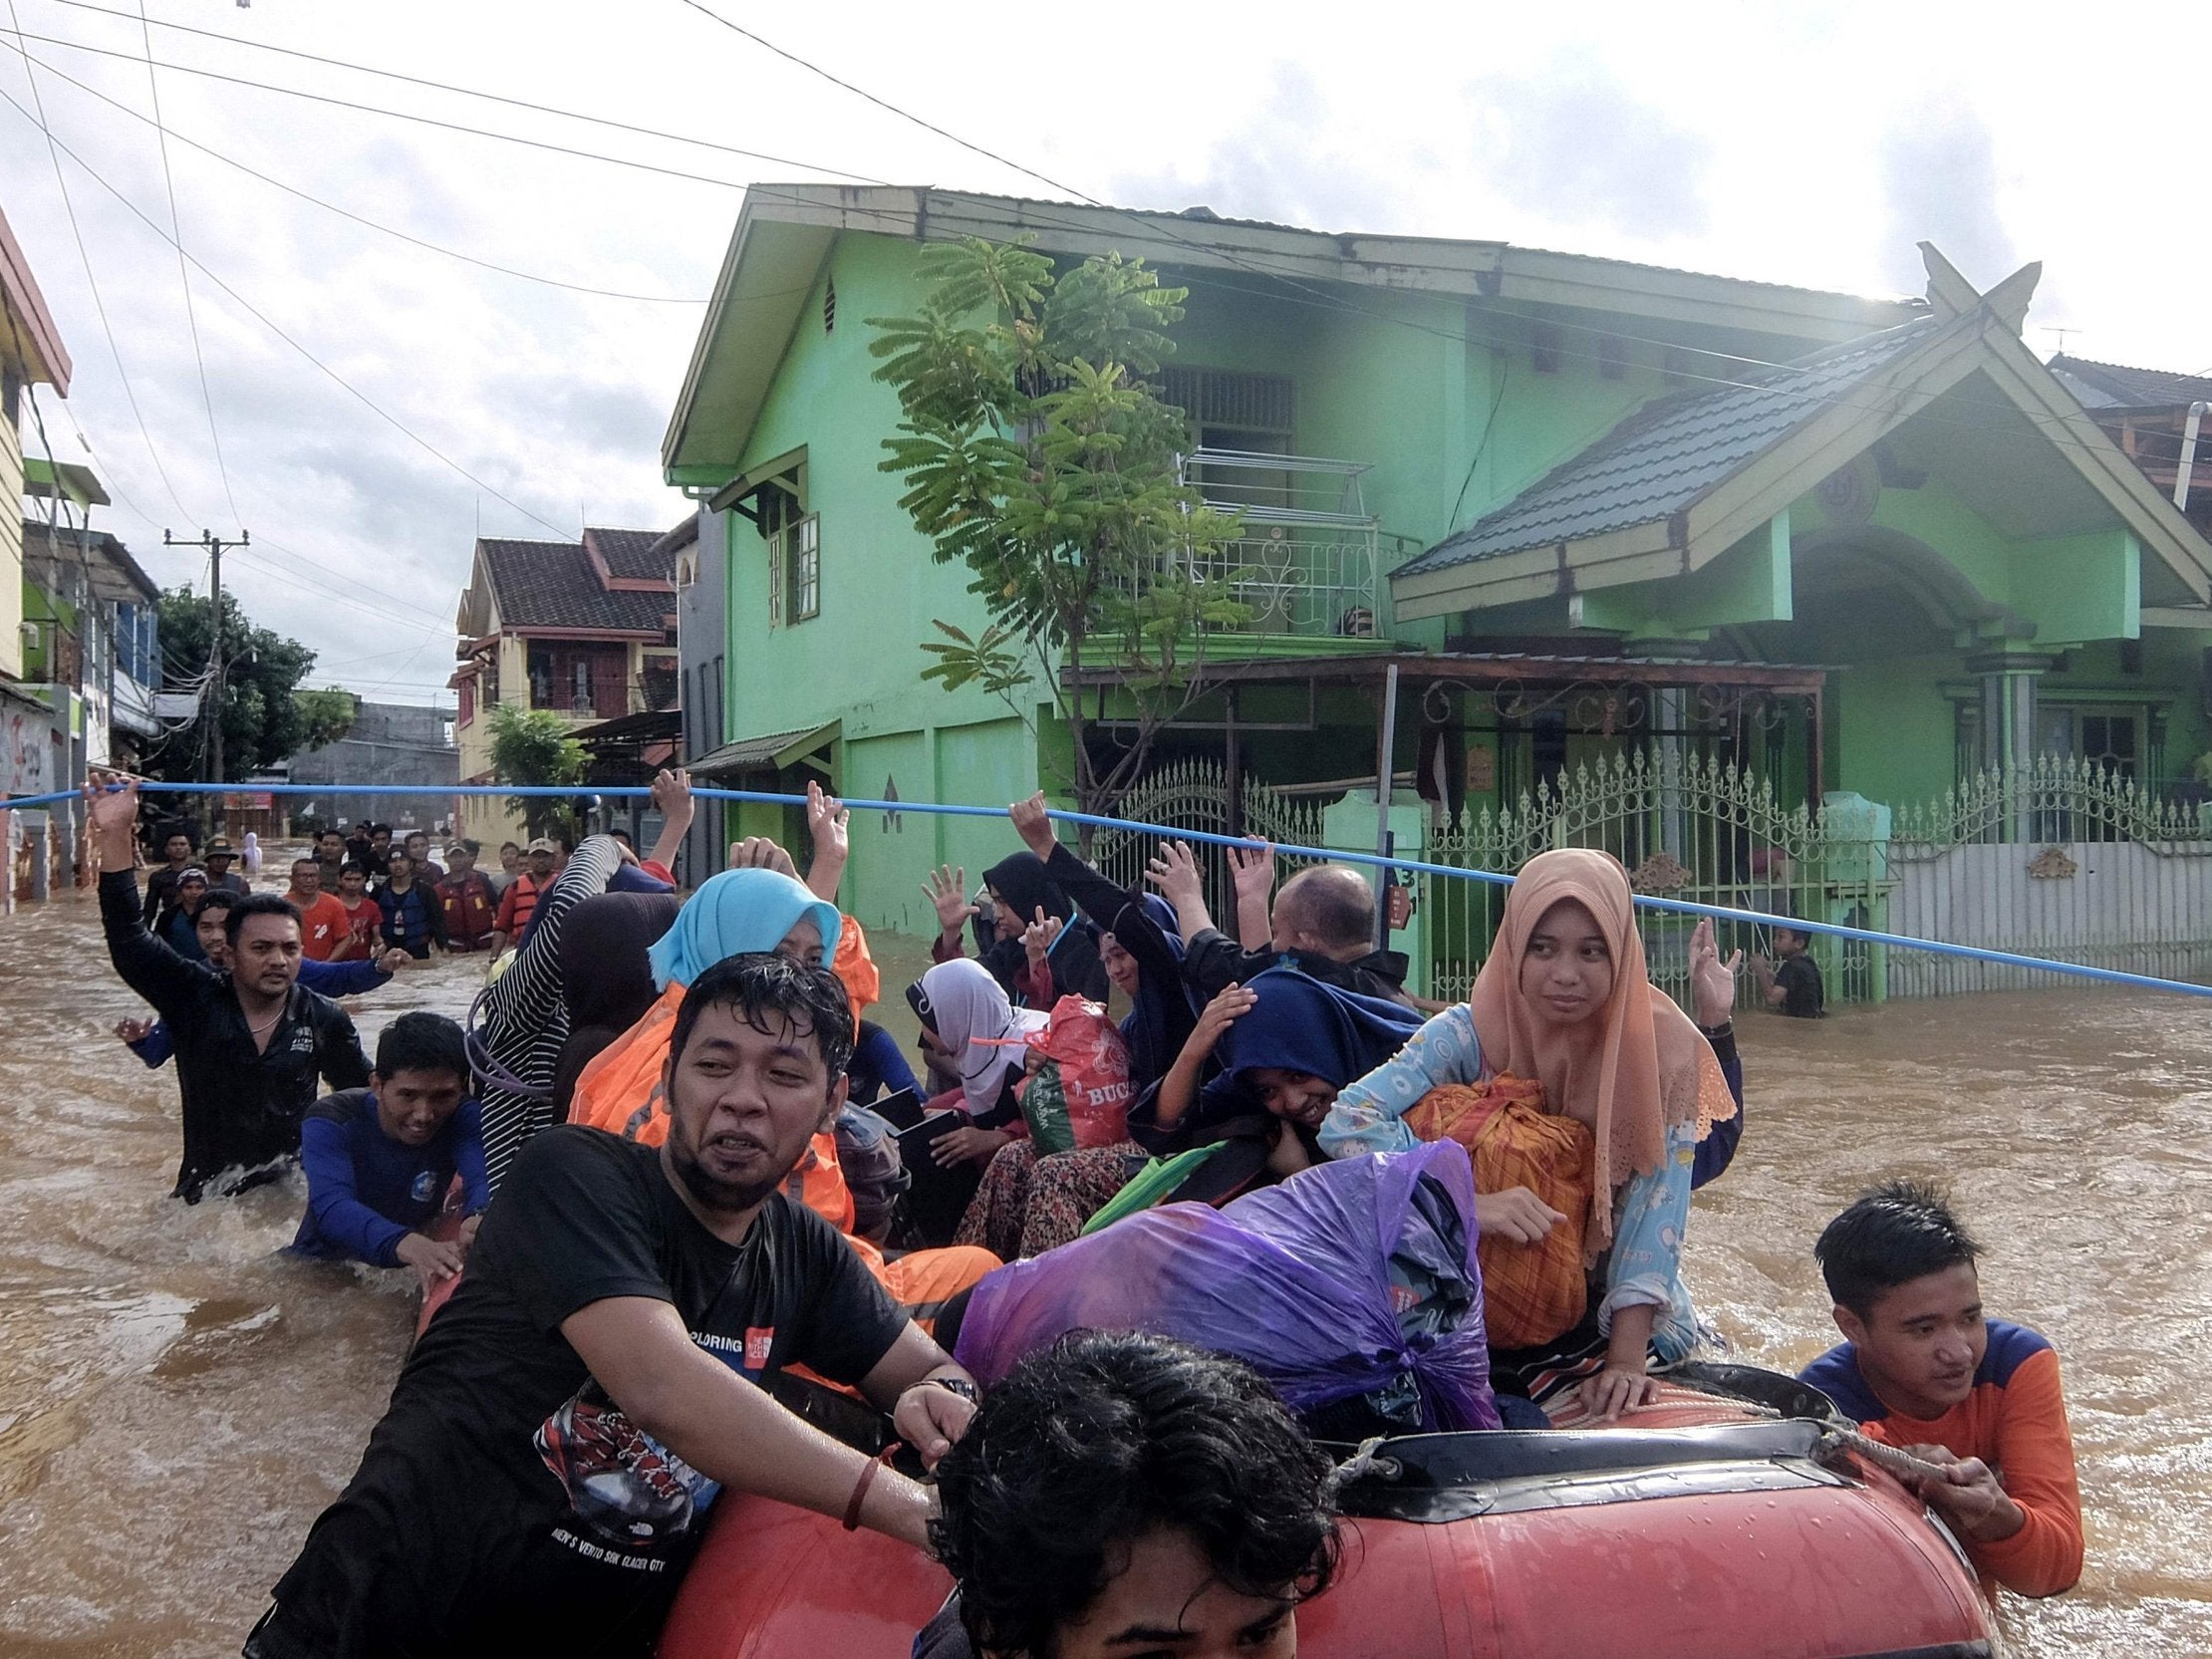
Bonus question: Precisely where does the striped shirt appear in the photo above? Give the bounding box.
[476,837,624,1188]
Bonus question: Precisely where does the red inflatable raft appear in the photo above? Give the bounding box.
[658,1366,1994,1659]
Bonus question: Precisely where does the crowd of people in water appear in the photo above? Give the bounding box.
[76,765,2080,1658]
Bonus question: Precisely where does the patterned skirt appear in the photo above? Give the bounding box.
[955,1139,1149,1259]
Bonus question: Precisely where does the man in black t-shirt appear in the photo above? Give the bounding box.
[246,954,980,1659]
[1754,924,1826,1018]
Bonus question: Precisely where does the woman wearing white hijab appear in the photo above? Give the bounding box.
[909,959,1048,1167]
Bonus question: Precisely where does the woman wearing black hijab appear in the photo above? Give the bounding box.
[547,890,683,1117]
[924,850,1111,1007]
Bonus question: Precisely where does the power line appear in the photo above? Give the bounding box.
[42,0,886,184]
[3,0,193,521]
[0,77,580,539]
[0,20,883,194]
[1,36,708,303]
[130,0,239,528]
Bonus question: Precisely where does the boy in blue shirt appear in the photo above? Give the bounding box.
[292,1012,490,1288]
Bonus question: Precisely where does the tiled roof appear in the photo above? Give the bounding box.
[2047,355,2212,412]
[1399,318,1939,576]
[478,536,672,632]
[582,525,680,583]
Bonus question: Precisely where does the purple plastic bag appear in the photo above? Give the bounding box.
[955,1140,1501,1432]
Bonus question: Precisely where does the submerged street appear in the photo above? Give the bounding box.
[0,887,2203,1655]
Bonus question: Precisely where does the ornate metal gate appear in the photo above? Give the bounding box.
[1091,760,1330,933]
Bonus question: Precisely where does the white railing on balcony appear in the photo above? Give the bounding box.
[1171,448,1383,639]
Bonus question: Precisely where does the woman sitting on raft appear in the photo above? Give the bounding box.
[952,892,1197,1260]
[1319,848,1740,1421]
[1137,965,1423,1194]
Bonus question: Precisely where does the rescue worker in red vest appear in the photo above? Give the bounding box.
[437,839,500,953]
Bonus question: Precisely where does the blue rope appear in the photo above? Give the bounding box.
[10,776,2211,1000]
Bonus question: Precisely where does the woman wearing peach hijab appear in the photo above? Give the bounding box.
[1320,848,1740,1420]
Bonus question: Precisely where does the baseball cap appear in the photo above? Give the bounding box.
[526,836,559,854]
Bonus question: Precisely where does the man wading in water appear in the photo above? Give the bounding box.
[92,778,372,1202]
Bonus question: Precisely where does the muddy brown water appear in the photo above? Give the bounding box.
[1,886,2205,1656]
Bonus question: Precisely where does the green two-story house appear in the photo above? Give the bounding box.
[662,185,2212,950]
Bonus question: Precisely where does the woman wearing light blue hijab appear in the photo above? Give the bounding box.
[646,867,843,989]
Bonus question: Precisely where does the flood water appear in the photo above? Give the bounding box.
[1,884,2206,1656]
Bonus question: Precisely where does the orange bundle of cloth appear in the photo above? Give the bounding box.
[1407,1075,1594,1348]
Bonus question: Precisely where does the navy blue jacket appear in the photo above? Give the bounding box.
[291,1090,491,1267]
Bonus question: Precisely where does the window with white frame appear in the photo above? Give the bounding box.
[783,514,820,622]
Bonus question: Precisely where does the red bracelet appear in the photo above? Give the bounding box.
[842,1445,899,1532]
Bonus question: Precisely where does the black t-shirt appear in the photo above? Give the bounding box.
[1776,954,1825,1018]
[266,1126,909,1657]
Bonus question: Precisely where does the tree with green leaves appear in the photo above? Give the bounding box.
[487,701,586,837]
[868,237,1247,818]
[149,588,356,780]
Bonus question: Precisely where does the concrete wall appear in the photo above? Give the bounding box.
[289,699,459,833]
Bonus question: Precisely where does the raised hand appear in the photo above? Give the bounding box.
[651,766,695,827]
[1688,916,1744,1028]
[1144,839,1206,912]
[923,865,977,942]
[727,837,799,878]
[1022,906,1063,968]
[1009,792,1059,863]
[1228,837,1276,903]
[806,779,850,864]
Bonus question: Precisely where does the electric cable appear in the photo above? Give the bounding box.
[130,0,239,528]
[0,76,580,540]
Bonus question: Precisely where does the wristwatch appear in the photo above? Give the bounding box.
[926,1374,979,1404]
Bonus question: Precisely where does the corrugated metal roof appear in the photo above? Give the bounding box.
[688,721,838,776]
[1398,318,1939,576]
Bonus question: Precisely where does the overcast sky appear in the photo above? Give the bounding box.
[3,0,2209,704]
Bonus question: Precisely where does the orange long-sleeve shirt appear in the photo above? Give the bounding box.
[1801,1320,2083,1598]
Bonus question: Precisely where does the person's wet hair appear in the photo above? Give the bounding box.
[1815,1178,1984,1317]
[375,1012,469,1084]
[1280,866,1375,952]
[931,1329,1339,1658]
[668,952,855,1081]
[225,892,303,946]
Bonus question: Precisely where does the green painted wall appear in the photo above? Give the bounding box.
[717,234,1049,933]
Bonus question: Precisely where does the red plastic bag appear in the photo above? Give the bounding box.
[1019,995,1133,1153]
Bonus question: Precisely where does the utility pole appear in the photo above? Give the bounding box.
[164,528,249,824]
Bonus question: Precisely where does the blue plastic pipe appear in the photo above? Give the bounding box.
[9,775,2210,1000]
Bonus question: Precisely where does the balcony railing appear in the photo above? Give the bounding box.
[1107,448,1385,641]
[524,674,681,720]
